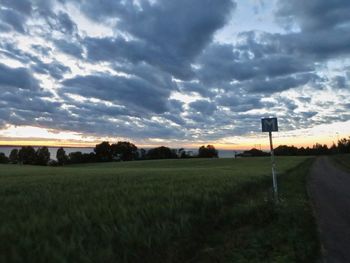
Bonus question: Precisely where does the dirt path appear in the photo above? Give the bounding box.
[308,157,350,263]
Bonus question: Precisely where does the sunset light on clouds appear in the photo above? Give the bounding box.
[0,0,349,149]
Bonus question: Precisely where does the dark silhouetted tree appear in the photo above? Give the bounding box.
[0,152,9,164]
[68,152,96,164]
[198,145,218,158]
[9,149,19,164]
[56,147,68,165]
[274,145,299,156]
[239,148,269,157]
[139,148,147,160]
[94,141,112,162]
[147,146,178,159]
[337,137,350,153]
[18,146,37,164]
[69,151,83,164]
[312,143,329,155]
[178,148,191,158]
[36,147,50,165]
[111,141,138,161]
[82,152,96,163]
[330,143,338,154]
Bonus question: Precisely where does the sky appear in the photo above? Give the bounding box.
[0,0,349,150]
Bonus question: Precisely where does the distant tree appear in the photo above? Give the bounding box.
[147,146,178,159]
[312,143,329,155]
[36,147,50,165]
[81,152,96,163]
[94,141,112,162]
[56,147,68,165]
[177,148,189,158]
[337,137,350,154]
[0,152,9,164]
[297,147,307,156]
[139,148,147,160]
[111,141,138,161]
[9,149,19,164]
[330,143,338,154]
[239,148,269,157]
[274,145,299,156]
[68,151,83,164]
[198,145,218,158]
[18,146,37,164]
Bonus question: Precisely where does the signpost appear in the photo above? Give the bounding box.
[261,117,278,201]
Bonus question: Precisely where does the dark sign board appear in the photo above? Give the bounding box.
[261,117,278,132]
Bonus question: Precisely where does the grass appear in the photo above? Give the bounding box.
[0,157,319,262]
[330,154,350,172]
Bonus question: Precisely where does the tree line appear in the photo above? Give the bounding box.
[1,137,348,165]
[238,137,350,157]
[0,142,218,166]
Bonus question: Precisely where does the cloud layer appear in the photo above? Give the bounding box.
[0,0,349,144]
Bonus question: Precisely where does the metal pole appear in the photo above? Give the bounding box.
[269,131,278,201]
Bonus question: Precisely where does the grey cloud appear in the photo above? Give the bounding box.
[279,29,350,60]
[0,42,71,80]
[189,100,217,115]
[82,0,236,79]
[179,81,214,97]
[2,91,60,114]
[61,73,173,114]
[0,73,64,129]
[216,93,264,112]
[332,76,350,90]
[1,0,349,141]
[31,44,52,56]
[162,113,186,126]
[84,36,194,80]
[54,39,84,58]
[56,11,76,34]
[0,8,27,33]
[0,0,32,15]
[31,60,71,79]
[0,42,32,63]
[276,0,350,31]
[196,42,314,85]
[0,0,62,35]
[242,73,318,93]
[278,98,298,111]
[167,99,184,112]
[62,100,129,119]
[297,96,312,104]
[0,63,39,91]
[235,29,350,68]
[300,111,318,119]
[44,11,78,35]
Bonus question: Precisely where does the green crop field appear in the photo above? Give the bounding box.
[0,157,319,263]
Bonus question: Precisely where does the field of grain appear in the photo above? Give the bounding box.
[0,157,319,263]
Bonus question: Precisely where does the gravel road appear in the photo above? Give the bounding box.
[308,157,350,263]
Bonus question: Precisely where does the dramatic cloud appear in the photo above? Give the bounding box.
[0,0,349,146]
[0,63,39,90]
[82,0,235,79]
[61,72,174,114]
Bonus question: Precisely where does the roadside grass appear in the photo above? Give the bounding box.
[330,154,350,172]
[0,157,319,262]
[184,158,320,263]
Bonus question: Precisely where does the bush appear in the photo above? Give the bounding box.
[0,152,9,164]
[198,145,218,158]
